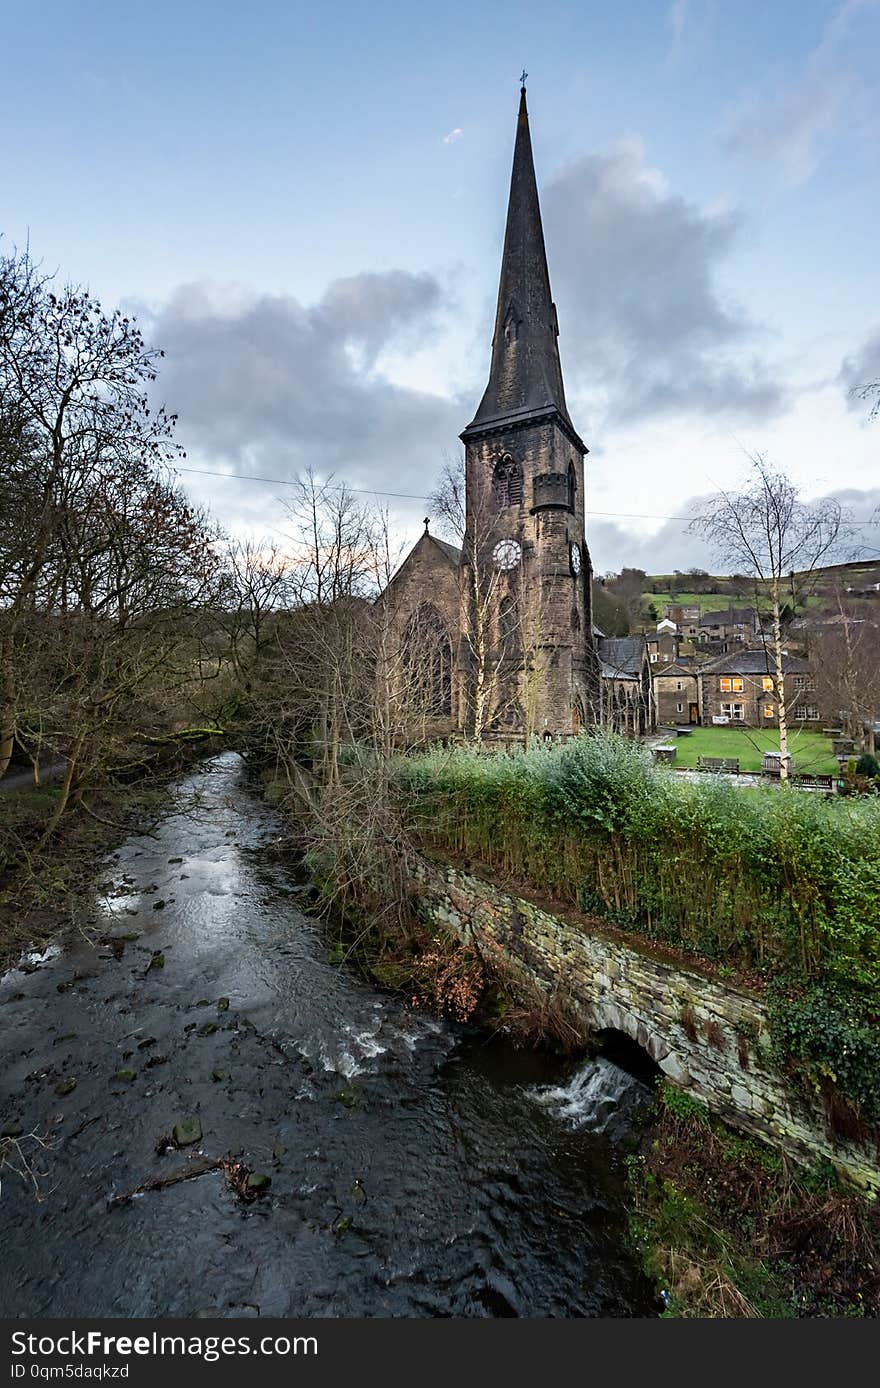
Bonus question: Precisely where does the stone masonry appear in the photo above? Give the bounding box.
[412,856,880,1193]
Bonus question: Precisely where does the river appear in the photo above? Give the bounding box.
[0,753,657,1318]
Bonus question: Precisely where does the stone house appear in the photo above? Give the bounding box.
[698,649,817,728]
[698,607,761,653]
[653,661,700,726]
[646,617,679,666]
[663,603,701,639]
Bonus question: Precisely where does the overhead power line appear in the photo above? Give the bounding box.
[172,465,880,526]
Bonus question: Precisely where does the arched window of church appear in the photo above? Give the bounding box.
[567,461,577,512]
[493,454,523,507]
[403,602,452,717]
[499,593,519,652]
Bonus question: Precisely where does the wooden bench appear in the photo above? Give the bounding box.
[794,773,834,790]
[697,757,740,774]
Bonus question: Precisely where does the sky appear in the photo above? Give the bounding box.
[2,0,879,573]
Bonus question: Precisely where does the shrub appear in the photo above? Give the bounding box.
[397,733,880,1006]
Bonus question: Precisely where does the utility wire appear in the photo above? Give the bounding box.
[173,465,880,526]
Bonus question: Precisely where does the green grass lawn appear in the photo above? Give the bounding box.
[659,725,838,775]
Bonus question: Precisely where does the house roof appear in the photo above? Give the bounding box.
[699,647,810,675]
[700,607,758,627]
[598,635,647,680]
[653,661,699,679]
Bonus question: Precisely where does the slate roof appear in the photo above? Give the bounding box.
[597,635,647,680]
[699,607,758,627]
[699,648,810,675]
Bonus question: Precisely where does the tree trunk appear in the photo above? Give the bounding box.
[771,582,789,782]
[0,639,15,782]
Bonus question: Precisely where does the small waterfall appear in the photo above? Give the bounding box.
[531,1056,652,1139]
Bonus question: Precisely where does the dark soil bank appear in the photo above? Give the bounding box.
[0,754,656,1318]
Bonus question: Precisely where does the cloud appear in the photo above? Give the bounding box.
[840,327,880,416]
[442,128,463,145]
[587,487,880,575]
[721,0,879,185]
[146,271,461,506]
[722,67,853,187]
[542,141,785,428]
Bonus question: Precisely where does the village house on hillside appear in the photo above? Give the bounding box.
[647,618,681,665]
[697,607,762,653]
[663,603,701,639]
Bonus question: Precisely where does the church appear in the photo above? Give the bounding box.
[384,85,648,741]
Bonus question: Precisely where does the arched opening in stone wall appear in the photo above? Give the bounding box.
[593,1028,662,1088]
[588,999,681,1086]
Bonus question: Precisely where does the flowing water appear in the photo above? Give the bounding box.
[0,753,657,1318]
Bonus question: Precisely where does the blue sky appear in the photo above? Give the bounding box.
[3,0,879,570]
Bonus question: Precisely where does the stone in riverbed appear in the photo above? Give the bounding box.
[197,1022,218,1037]
[217,997,230,1012]
[55,1077,77,1096]
[173,1116,202,1147]
[113,1068,137,1083]
[1,1120,23,1138]
[246,1172,271,1194]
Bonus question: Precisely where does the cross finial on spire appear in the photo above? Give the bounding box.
[520,68,528,90]
[423,517,430,533]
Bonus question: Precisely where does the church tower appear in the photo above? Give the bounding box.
[459,83,598,737]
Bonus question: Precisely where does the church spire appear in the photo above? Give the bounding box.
[462,84,582,448]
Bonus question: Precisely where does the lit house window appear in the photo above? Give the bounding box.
[763,704,774,719]
[762,677,774,692]
[720,677,744,693]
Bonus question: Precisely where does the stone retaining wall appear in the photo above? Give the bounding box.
[413,857,880,1193]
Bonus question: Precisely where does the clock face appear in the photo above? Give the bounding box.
[492,538,522,570]
[570,543,582,575]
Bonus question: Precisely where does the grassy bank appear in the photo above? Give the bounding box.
[630,1084,880,1317]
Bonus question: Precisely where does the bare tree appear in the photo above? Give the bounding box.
[690,454,847,780]
[809,593,880,756]
[0,247,219,828]
[427,453,549,742]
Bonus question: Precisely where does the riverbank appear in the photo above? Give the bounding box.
[0,737,224,971]
[0,752,657,1318]
[627,1084,880,1317]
